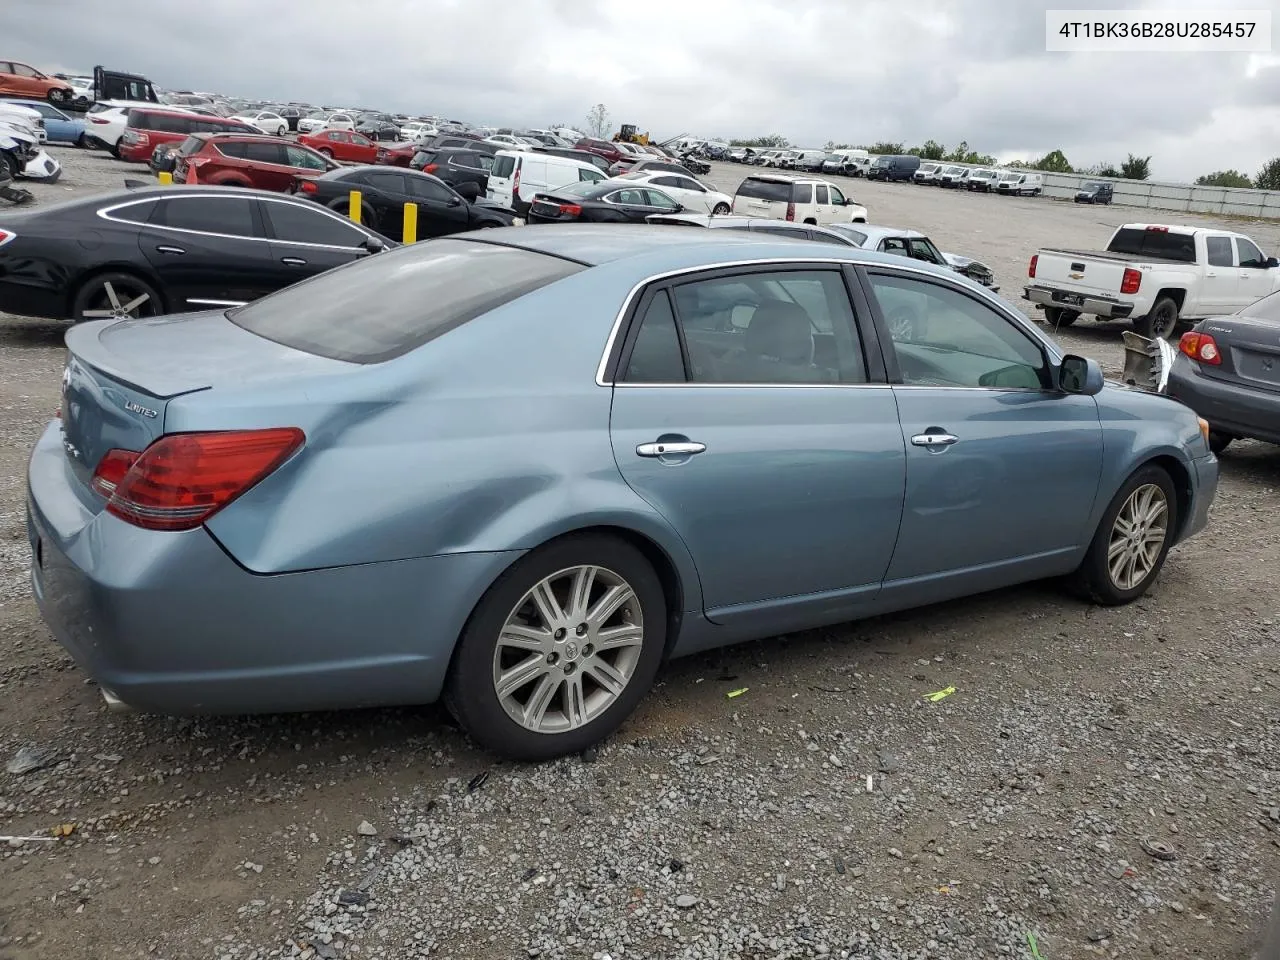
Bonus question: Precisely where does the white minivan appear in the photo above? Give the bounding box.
[487,149,607,214]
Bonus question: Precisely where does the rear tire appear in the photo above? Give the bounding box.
[71,272,163,323]
[1070,465,1177,606]
[444,534,667,761]
[319,148,334,159]
[1134,296,1180,340]
[1043,306,1079,327]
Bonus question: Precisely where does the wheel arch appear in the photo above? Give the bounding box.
[1140,453,1193,539]
[1155,288,1187,312]
[65,263,168,317]
[445,521,697,685]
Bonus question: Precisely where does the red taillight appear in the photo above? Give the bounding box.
[299,180,317,193]
[512,164,522,200]
[1145,225,1169,232]
[557,203,582,217]
[91,429,304,532]
[1179,331,1222,365]
[1028,254,1038,278]
[1120,267,1142,295]
[89,116,109,125]
[0,228,15,248]
[424,163,438,174]
[785,202,795,222]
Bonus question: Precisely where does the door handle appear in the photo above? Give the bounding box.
[281,257,307,266]
[636,440,706,458]
[910,432,959,447]
[155,245,185,255]
[1205,271,1217,277]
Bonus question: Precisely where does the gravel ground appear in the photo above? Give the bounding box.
[1,147,1279,960]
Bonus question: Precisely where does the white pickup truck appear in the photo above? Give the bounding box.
[1023,223,1280,339]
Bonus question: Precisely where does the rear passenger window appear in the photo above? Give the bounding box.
[792,183,813,204]
[245,142,286,164]
[623,291,686,383]
[666,270,867,384]
[1206,236,1234,267]
[815,185,829,204]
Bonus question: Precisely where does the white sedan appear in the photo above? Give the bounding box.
[613,170,734,215]
[232,110,288,136]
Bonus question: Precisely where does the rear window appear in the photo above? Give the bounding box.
[492,154,517,178]
[225,239,586,364]
[176,135,203,157]
[1241,289,1280,321]
[735,178,792,202]
[1107,227,1197,263]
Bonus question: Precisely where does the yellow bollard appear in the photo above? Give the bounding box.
[402,202,418,244]
[348,190,362,224]
[157,171,173,185]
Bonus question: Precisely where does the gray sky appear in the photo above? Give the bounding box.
[8,0,1279,182]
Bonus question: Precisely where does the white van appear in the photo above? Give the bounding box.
[996,172,1043,196]
[487,149,607,214]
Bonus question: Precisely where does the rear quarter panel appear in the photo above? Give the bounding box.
[1091,384,1210,538]
[195,262,705,610]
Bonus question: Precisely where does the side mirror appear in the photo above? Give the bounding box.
[456,181,480,201]
[1059,354,1105,395]
[361,236,386,255]
[1266,256,1278,269]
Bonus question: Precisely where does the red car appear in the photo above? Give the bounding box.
[172,133,337,192]
[375,141,417,167]
[118,107,255,164]
[574,137,627,164]
[298,129,380,163]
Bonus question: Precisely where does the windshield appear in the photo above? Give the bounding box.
[1240,289,1280,321]
[998,172,1020,181]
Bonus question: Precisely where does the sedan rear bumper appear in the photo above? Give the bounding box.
[1024,284,1135,319]
[26,421,521,715]
[1166,356,1280,445]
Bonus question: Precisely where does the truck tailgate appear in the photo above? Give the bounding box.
[1033,250,1131,298]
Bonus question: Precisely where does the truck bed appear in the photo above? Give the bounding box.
[1038,248,1193,267]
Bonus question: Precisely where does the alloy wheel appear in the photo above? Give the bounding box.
[79,279,157,320]
[1107,483,1168,590]
[491,564,645,734]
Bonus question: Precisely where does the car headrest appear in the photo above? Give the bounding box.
[746,301,813,364]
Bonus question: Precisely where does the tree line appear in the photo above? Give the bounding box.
[723,133,1280,190]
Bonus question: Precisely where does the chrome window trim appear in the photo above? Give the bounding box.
[97,193,379,252]
[593,257,1061,387]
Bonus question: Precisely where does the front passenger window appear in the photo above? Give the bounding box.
[868,273,1049,389]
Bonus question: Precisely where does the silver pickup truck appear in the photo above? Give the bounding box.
[1024,223,1280,339]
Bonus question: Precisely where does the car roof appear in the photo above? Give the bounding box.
[838,224,926,242]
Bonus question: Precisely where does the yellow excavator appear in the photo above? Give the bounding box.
[612,124,650,146]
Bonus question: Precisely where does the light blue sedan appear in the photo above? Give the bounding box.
[0,98,85,144]
[26,226,1218,760]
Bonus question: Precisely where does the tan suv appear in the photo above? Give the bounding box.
[0,60,75,105]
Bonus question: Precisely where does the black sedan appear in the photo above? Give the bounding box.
[0,185,391,323]
[1165,289,1280,453]
[294,166,517,241]
[526,181,684,224]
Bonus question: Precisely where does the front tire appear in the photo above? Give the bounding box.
[1134,296,1180,340]
[1071,465,1177,605]
[712,202,730,215]
[444,534,667,761]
